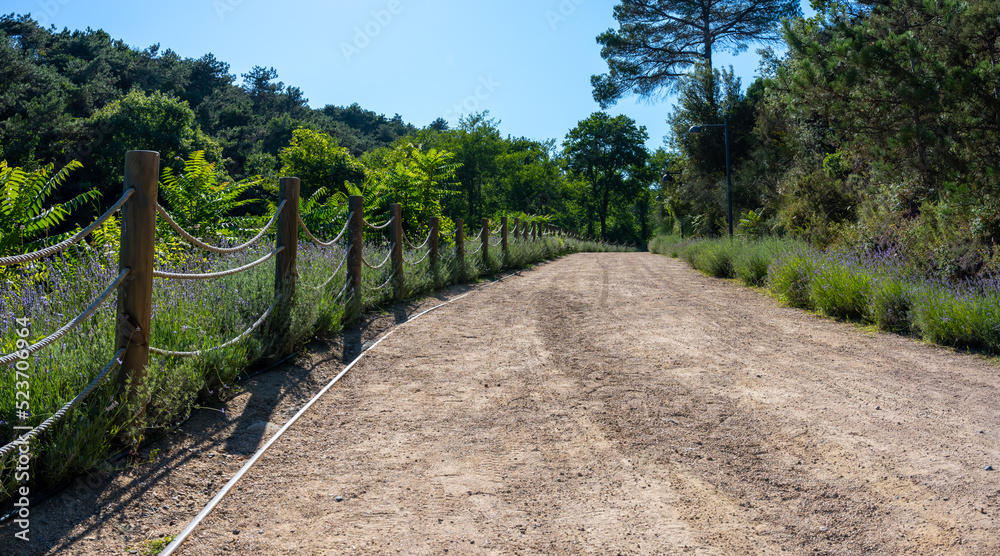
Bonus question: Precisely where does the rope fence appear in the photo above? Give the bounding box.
[0,348,125,461]
[363,216,394,231]
[157,200,285,255]
[314,251,350,291]
[0,188,134,267]
[0,268,129,367]
[153,247,284,280]
[149,296,281,358]
[362,246,393,270]
[0,150,620,529]
[300,212,351,248]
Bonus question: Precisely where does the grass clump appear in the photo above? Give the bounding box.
[766,249,818,309]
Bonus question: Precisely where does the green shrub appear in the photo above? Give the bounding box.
[809,256,872,320]
[732,238,803,287]
[767,251,818,309]
[867,276,914,333]
[911,285,1000,351]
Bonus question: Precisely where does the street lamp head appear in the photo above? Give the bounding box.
[688,125,702,134]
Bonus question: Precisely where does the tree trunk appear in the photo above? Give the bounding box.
[600,181,610,240]
[703,4,713,69]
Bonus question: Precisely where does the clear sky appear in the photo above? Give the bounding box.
[6,0,812,150]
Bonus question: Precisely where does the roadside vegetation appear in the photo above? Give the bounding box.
[651,235,1000,354]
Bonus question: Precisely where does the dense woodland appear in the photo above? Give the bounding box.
[0,14,653,247]
[4,0,1000,280]
[640,0,1000,281]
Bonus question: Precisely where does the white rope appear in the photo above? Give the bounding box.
[404,249,431,266]
[402,227,434,250]
[313,251,350,291]
[332,282,350,302]
[0,189,134,267]
[158,290,473,555]
[362,246,393,270]
[0,348,125,460]
[0,269,130,367]
[153,247,283,280]
[149,297,279,358]
[363,216,393,230]
[156,200,285,254]
[371,270,396,292]
[299,212,350,248]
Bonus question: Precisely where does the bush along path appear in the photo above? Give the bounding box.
[0,150,628,507]
[8,251,994,554]
[650,234,1000,354]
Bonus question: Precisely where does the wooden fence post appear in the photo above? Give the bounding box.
[531,222,537,241]
[456,218,465,277]
[501,216,509,265]
[429,216,440,267]
[389,203,404,301]
[429,216,440,283]
[115,150,158,421]
[512,218,520,244]
[481,218,490,267]
[275,177,300,301]
[347,195,364,308]
[271,177,300,339]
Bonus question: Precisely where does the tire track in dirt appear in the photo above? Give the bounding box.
[148,253,996,554]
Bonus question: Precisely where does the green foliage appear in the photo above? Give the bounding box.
[666,65,760,237]
[158,151,266,242]
[732,236,801,287]
[365,143,460,234]
[911,285,1000,351]
[808,257,872,320]
[0,159,97,257]
[868,275,913,333]
[564,112,649,240]
[737,209,765,240]
[278,128,367,199]
[767,250,818,309]
[592,0,801,107]
[654,233,1000,353]
[85,90,222,196]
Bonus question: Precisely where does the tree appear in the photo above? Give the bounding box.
[563,113,649,240]
[667,64,759,235]
[83,89,221,201]
[591,0,800,107]
[441,112,505,223]
[278,127,366,198]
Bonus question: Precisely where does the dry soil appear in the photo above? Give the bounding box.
[2,252,999,555]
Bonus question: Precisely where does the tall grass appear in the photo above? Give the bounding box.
[0,231,625,499]
[650,232,1000,353]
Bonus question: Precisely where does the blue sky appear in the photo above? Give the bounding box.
[7,0,812,150]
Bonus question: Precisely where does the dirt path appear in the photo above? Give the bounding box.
[165,252,996,555]
[4,252,999,554]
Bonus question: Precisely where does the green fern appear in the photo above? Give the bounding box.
[0,159,98,258]
[159,151,267,243]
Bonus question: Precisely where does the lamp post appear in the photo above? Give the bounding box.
[688,118,733,238]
